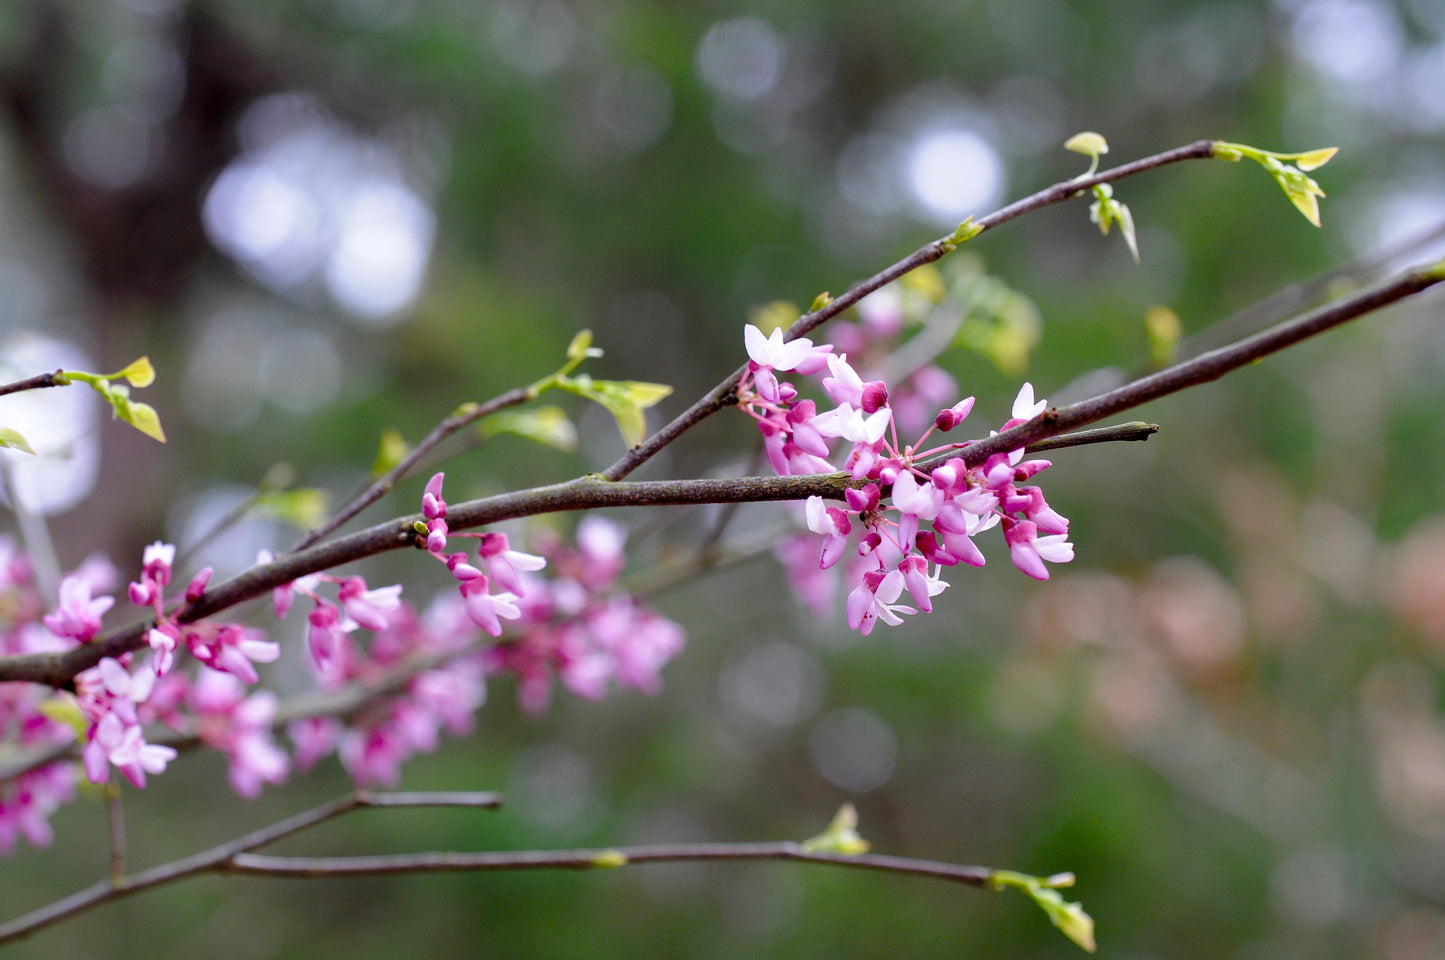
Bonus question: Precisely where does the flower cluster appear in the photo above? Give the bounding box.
[740,311,1073,634]
[418,474,684,715]
[0,540,77,854]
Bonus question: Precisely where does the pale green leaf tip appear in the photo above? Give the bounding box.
[0,428,36,455]
[800,802,870,855]
[1064,131,1108,157]
[591,850,628,869]
[125,401,167,443]
[566,329,594,360]
[809,291,833,312]
[118,356,156,388]
[951,216,983,245]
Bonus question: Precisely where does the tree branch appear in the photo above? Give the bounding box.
[0,790,503,946]
[0,370,69,399]
[290,386,533,551]
[0,786,1005,947]
[599,139,1219,482]
[1,251,1441,690]
[223,843,992,885]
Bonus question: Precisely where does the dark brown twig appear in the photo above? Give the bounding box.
[0,370,68,399]
[0,790,503,946]
[290,387,532,551]
[600,140,1219,483]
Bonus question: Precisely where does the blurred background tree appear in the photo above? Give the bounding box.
[2,0,1445,956]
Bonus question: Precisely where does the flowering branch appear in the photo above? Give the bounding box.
[601,140,1219,483]
[0,790,503,946]
[940,257,1445,471]
[1,251,1442,689]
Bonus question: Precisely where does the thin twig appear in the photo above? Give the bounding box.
[600,140,1219,483]
[0,806,998,947]
[0,370,68,399]
[223,843,993,885]
[0,790,503,946]
[290,387,532,552]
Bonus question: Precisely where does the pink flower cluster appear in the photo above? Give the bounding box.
[0,540,76,853]
[1,483,690,845]
[740,317,1073,634]
[419,474,685,716]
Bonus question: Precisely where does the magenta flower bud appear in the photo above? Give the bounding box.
[446,553,484,581]
[129,580,155,607]
[185,567,213,603]
[477,532,510,558]
[860,380,889,413]
[1013,459,1051,480]
[426,518,449,555]
[793,345,834,376]
[935,409,958,432]
[845,484,879,513]
[423,472,448,520]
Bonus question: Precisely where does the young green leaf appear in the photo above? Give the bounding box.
[480,406,578,451]
[370,428,410,478]
[115,355,156,388]
[118,398,167,443]
[0,427,36,455]
[800,803,870,855]
[990,870,1096,953]
[256,488,332,531]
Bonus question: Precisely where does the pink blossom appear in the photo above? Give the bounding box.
[805,496,853,569]
[338,577,403,632]
[1012,382,1048,420]
[289,717,341,773]
[83,710,176,788]
[42,575,114,643]
[459,577,521,636]
[845,568,915,636]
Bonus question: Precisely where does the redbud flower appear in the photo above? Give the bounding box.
[42,576,114,643]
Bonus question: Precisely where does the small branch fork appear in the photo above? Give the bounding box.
[0,789,997,947]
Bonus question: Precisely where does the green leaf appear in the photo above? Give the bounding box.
[256,488,332,531]
[809,291,833,312]
[990,870,1096,953]
[0,427,36,455]
[952,269,1042,377]
[1064,131,1108,158]
[901,263,946,304]
[480,406,578,451]
[609,381,673,408]
[1146,305,1182,366]
[370,428,410,478]
[949,215,983,246]
[114,355,155,388]
[38,694,87,740]
[566,329,597,361]
[800,803,870,855]
[558,375,673,447]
